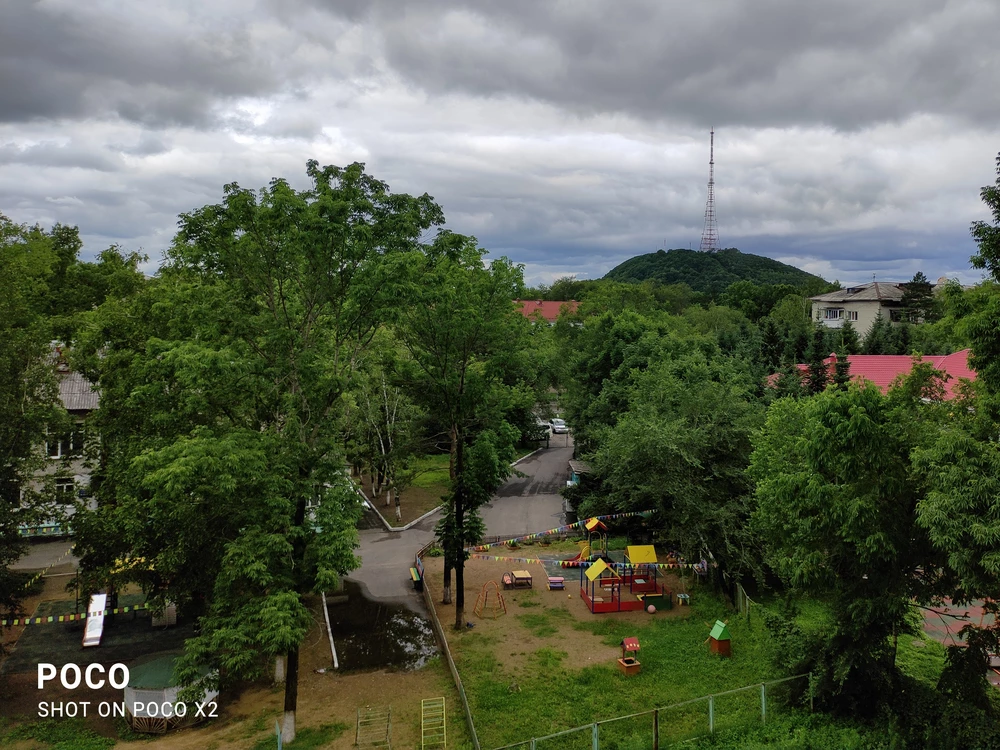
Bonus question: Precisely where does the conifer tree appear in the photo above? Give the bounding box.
[863,311,893,354]
[838,319,860,354]
[806,323,829,394]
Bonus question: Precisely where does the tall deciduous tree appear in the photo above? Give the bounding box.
[967,153,1000,392]
[74,162,442,743]
[0,215,64,638]
[398,231,525,628]
[751,371,949,714]
[584,350,763,576]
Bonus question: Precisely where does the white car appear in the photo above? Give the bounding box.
[550,418,568,434]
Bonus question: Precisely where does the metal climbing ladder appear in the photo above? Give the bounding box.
[356,706,392,749]
[421,697,446,749]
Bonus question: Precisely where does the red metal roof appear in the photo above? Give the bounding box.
[787,349,975,398]
[515,300,579,323]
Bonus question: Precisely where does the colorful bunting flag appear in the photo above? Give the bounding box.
[1,604,148,627]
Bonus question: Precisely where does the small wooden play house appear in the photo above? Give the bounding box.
[618,636,641,675]
[709,620,732,657]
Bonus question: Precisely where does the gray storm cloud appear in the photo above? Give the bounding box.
[0,0,995,285]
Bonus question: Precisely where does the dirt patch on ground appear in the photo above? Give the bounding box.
[420,554,689,674]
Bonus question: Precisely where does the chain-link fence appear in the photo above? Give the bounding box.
[493,673,812,750]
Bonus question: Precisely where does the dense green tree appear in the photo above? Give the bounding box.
[911,279,972,355]
[911,382,1000,707]
[751,371,951,714]
[0,215,65,640]
[759,318,784,371]
[344,333,424,523]
[862,311,894,354]
[966,154,1000,392]
[893,321,912,355]
[970,153,1000,280]
[806,323,830,394]
[900,271,938,324]
[73,162,441,743]
[832,349,851,391]
[721,280,801,321]
[835,319,860,355]
[583,350,763,575]
[770,360,807,400]
[398,231,526,628]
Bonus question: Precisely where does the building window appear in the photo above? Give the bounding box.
[54,478,75,500]
[823,308,844,320]
[889,309,904,322]
[845,310,858,321]
[46,429,84,459]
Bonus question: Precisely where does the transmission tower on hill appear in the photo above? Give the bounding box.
[699,128,720,253]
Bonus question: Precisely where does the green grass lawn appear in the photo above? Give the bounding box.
[454,587,950,749]
[455,591,807,749]
[410,453,451,489]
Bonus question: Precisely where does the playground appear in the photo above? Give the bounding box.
[420,549,791,749]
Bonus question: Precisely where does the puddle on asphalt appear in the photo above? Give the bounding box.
[326,580,438,671]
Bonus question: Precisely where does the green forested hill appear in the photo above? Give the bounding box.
[603,248,831,295]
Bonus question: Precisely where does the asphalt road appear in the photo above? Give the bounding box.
[349,435,574,612]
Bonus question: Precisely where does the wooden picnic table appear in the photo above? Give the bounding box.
[511,570,533,588]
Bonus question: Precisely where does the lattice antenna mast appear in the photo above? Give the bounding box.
[699,128,720,252]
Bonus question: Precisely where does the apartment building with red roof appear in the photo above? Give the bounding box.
[783,350,975,399]
[515,299,579,324]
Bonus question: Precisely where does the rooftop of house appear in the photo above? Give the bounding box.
[515,299,579,323]
[58,370,100,412]
[787,350,975,399]
[810,282,906,304]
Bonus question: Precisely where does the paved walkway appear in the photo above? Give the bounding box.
[9,540,76,571]
[348,437,574,613]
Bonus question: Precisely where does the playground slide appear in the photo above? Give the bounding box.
[564,543,591,564]
[82,593,107,648]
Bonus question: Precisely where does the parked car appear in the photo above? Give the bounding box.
[550,418,568,434]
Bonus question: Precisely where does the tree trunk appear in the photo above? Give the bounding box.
[282,647,298,743]
[282,483,308,745]
[442,422,458,606]
[443,565,452,604]
[453,436,466,630]
[394,487,402,522]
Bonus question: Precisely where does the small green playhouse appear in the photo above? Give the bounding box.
[708,620,732,657]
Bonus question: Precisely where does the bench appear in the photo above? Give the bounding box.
[547,577,565,591]
[409,567,423,592]
[502,572,514,589]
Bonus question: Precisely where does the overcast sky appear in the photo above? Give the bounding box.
[2,0,999,287]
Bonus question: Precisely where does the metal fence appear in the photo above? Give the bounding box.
[734,581,754,624]
[492,673,812,750]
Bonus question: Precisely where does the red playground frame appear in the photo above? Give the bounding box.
[579,546,669,614]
